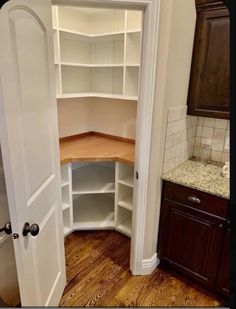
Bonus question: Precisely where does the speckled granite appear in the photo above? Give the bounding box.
[162,159,229,199]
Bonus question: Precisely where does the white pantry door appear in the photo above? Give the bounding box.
[0,0,66,306]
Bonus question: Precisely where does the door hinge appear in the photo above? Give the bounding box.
[136,171,139,180]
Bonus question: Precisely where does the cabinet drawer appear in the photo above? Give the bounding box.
[163,181,228,218]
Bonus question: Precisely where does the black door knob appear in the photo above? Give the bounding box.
[0,222,12,235]
[22,222,40,237]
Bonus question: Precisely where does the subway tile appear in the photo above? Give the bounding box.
[197,117,204,126]
[196,126,203,137]
[164,145,176,162]
[213,128,226,140]
[203,117,215,128]
[201,138,213,147]
[194,137,201,148]
[222,151,229,163]
[215,119,228,129]
[168,106,187,122]
[211,150,222,162]
[202,127,214,138]
[165,134,176,149]
[212,139,224,151]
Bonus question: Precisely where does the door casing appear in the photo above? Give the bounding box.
[53,0,161,275]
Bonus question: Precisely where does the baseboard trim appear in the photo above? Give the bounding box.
[140,253,160,275]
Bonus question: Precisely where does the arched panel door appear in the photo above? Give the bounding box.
[0,0,66,306]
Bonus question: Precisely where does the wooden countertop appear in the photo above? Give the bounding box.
[60,133,135,165]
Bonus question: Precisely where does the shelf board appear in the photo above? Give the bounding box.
[73,222,115,230]
[118,196,133,212]
[62,203,70,211]
[116,220,131,237]
[57,92,138,101]
[118,177,134,188]
[73,194,115,228]
[72,165,115,194]
[58,27,125,39]
[61,180,69,188]
[125,64,140,67]
[60,62,124,68]
[126,29,142,34]
[63,226,72,237]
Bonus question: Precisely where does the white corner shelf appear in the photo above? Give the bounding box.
[52,6,142,101]
[72,164,115,194]
[57,93,138,101]
[73,194,115,229]
[58,27,126,39]
[118,196,133,212]
[60,62,124,68]
[118,177,134,188]
[61,180,69,188]
[116,220,132,238]
[59,160,135,238]
[62,203,70,211]
[64,226,72,237]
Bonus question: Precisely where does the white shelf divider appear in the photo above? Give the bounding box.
[115,162,134,237]
[60,163,73,237]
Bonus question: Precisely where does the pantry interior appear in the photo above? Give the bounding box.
[52,5,143,263]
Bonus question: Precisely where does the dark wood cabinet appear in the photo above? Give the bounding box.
[216,225,230,296]
[187,1,230,119]
[158,181,229,297]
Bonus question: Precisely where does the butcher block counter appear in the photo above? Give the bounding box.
[59,133,135,165]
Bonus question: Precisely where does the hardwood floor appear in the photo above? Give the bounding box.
[60,231,224,307]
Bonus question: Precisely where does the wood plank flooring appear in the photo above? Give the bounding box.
[60,231,224,307]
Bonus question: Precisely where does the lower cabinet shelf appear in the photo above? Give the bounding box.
[116,221,131,238]
[73,194,115,229]
[116,207,132,237]
[60,161,134,238]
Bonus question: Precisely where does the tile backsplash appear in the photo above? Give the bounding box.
[194,117,229,163]
[163,106,197,174]
[163,106,230,174]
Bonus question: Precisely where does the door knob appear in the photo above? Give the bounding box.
[22,222,40,237]
[0,222,12,235]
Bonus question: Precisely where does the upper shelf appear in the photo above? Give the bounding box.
[56,28,141,39]
[53,6,142,101]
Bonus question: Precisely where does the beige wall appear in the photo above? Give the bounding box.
[143,0,196,259]
[57,97,137,139]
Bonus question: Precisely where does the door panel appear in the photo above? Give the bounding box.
[159,200,225,288]
[0,0,66,306]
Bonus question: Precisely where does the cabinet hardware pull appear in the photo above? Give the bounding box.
[187,196,201,204]
[218,223,224,228]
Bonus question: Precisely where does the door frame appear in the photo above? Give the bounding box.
[53,0,161,275]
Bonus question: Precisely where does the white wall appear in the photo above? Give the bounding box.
[143,0,196,259]
[57,97,137,139]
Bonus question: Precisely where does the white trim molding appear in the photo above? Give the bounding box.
[140,253,160,275]
[52,0,161,276]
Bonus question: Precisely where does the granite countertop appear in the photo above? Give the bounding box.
[162,159,230,199]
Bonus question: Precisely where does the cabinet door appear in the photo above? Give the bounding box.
[158,200,225,288]
[216,226,230,296]
[187,6,230,119]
